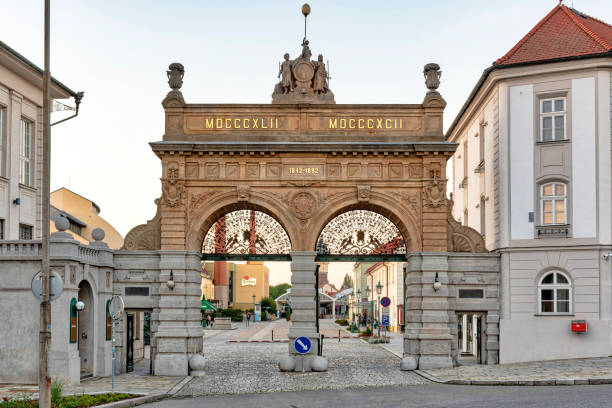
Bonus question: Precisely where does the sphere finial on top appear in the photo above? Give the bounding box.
[302,3,311,17]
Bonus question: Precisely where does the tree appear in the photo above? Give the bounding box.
[270,283,291,299]
[342,274,354,289]
[260,296,277,316]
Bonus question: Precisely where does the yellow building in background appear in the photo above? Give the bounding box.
[50,187,124,248]
[201,261,269,311]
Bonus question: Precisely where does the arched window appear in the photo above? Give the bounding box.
[538,271,571,314]
[540,182,566,225]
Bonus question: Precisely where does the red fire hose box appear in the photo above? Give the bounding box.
[571,320,587,333]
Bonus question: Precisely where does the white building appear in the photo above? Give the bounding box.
[447,4,612,363]
[0,40,78,240]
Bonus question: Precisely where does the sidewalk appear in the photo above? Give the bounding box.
[420,357,612,385]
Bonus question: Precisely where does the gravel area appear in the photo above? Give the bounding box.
[178,332,428,396]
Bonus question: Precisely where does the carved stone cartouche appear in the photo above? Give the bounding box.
[423,63,441,92]
[167,63,185,91]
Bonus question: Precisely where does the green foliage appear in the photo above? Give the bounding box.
[50,378,66,404]
[360,327,372,337]
[342,274,354,289]
[269,283,291,300]
[211,308,244,322]
[260,297,277,315]
[334,319,349,326]
[0,392,135,408]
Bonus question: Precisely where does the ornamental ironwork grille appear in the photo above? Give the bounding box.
[202,210,291,255]
[316,210,406,255]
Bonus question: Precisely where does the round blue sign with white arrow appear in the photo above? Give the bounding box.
[294,336,311,354]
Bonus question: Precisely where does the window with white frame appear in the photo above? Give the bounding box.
[0,106,5,177]
[540,182,566,225]
[538,271,571,313]
[20,119,33,186]
[540,97,566,141]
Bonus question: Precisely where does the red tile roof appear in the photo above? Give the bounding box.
[495,4,612,66]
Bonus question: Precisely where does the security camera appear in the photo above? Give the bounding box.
[604,253,612,261]
[75,301,85,311]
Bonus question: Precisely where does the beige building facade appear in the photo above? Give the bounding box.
[0,40,78,241]
[50,187,124,248]
[448,4,612,363]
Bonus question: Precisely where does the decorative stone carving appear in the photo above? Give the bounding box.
[422,63,447,108]
[423,63,441,92]
[446,199,487,253]
[190,192,206,210]
[290,191,317,220]
[122,199,162,250]
[70,265,76,285]
[357,185,371,202]
[162,163,184,208]
[423,180,446,208]
[162,62,185,108]
[272,37,335,104]
[404,191,420,213]
[236,185,250,202]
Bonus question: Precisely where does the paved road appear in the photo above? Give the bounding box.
[180,320,426,396]
[148,384,612,408]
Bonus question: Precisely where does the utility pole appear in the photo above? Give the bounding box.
[39,0,51,406]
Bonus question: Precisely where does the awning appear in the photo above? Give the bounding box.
[201,299,218,311]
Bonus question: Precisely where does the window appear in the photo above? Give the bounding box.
[540,182,566,225]
[0,219,4,239]
[463,141,468,180]
[479,122,485,164]
[480,196,486,236]
[540,97,566,141]
[20,119,33,186]
[0,106,5,177]
[19,223,33,240]
[538,271,571,314]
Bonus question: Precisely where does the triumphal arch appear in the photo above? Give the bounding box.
[120,30,499,375]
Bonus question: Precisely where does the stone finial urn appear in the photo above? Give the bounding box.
[423,63,441,92]
[167,63,185,91]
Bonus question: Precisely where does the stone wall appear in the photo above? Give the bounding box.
[404,252,500,370]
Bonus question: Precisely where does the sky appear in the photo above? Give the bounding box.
[2,0,611,288]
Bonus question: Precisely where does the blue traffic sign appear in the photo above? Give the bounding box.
[294,336,311,354]
[381,296,391,307]
[381,315,390,326]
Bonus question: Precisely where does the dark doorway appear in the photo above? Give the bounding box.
[126,313,134,373]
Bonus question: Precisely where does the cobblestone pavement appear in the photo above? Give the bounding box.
[422,357,612,385]
[226,319,358,342]
[179,324,428,396]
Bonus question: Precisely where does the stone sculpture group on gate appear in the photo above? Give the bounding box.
[273,39,335,104]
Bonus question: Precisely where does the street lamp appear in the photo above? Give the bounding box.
[356,289,362,328]
[376,281,383,337]
[365,285,371,332]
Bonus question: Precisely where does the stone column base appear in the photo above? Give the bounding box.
[154,353,188,376]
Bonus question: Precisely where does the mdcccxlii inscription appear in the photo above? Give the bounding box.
[196,116,405,131]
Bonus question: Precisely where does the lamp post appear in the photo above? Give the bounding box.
[356,289,361,328]
[365,285,371,332]
[376,281,383,337]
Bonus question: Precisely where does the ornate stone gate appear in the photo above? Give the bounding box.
[121,33,498,375]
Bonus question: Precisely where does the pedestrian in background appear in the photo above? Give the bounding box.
[246,311,252,327]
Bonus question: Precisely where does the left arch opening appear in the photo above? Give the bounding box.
[202,210,292,255]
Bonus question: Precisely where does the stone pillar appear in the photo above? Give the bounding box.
[154,251,203,376]
[280,251,327,371]
[403,252,453,370]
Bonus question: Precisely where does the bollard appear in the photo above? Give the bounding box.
[272,330,274,342]
[338,329,341,342]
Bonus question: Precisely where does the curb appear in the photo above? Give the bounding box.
[228,339,289,343]
[168,376,193,395]
[95,393,166,408]
[436,377,612,386]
